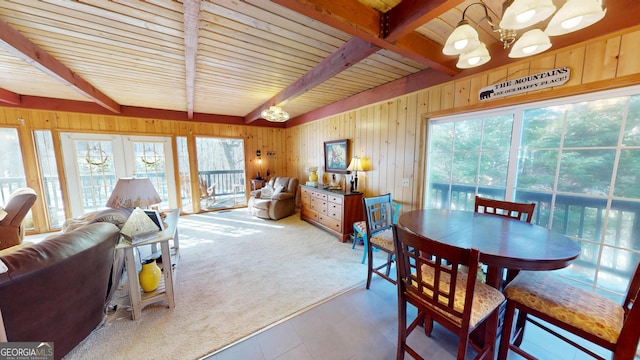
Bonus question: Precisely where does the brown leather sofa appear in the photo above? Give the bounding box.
[0,222,120,360]
[248,177,299,220]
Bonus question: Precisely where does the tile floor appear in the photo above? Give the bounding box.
[202,276,622,360]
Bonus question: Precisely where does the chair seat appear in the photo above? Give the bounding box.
[353,221,366,236]
[369,228,394,251]
[504,271,624,343]
[419,264,505,328]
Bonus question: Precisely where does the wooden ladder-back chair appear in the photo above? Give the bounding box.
[474,196,535,222]
[363,193,396,288]
[474,196,536,284]
[498,261,640,360]
[392,224,505,360]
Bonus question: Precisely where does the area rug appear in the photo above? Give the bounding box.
[64,209,374,359]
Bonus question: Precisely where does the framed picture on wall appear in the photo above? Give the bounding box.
[324,139,349,173]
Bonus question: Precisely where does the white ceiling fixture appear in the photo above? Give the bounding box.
[260,106,290,122]
[443,0,607,68]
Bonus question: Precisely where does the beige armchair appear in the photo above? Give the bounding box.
[0,187,37,250]
[248,177,298,220]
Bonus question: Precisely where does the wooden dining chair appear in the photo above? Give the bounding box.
[498,262,640,360]
[352,200,400,264]
[392,224,505,360]
[474,195,536,284]
[474,195,535,222]
[363,193,397,288]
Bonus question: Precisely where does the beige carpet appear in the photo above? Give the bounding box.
[64,209,376,360]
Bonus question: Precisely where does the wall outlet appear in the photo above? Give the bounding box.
[402,178,410,187]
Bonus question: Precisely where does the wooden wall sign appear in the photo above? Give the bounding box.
[479,67,571,101]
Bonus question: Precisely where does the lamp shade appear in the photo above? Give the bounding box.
[347,157,364,172]
[509,29,552,58]
[500,0,556,30]
[442,21,481,55]
[457,42,491,69]
[106,178,161,208]
[545,0,606,36]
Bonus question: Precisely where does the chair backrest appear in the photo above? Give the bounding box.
[617,261,640,357]
[0,188,37,227]
[363,193,393,238]
[392,223,480,334]
[474,196,535,223]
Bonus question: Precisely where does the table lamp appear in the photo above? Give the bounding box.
[347,157,364,192]
[106,178,161,209]
[107,178,162,242]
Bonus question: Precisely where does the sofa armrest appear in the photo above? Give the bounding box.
[271,192,294,201]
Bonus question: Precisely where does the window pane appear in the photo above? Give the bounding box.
[521,106,565,148]
[478,151,508,187]
[516,149,558,191]
[614,149,640,198]
[564,98,625,147]
[605,200,640,250]
[623,94,640,146]
[34,130,64,230]
[454,119,482,151]
[481,115,512,150]
[451,152,478,184]
[557,150,615,195]
[597,248,640,294]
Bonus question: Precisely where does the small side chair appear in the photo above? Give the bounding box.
[498,262,640,360]
[362,193,398,288]
[352,199,400,264]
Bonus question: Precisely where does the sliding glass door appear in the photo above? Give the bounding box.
[425,87,640,300]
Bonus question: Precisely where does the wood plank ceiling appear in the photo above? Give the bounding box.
[0,0,637,126]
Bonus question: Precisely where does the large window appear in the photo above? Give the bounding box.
[426,86,640,300]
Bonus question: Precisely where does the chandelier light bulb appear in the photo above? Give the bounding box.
[454,39,468,51]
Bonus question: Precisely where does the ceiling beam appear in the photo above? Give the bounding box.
[0,18,121,114]
[245,38,380,123]
[0,88,21,105]
[273,0,459,75]
[183,0,201,120]
[384,0,465,42]
[286,67,452,127]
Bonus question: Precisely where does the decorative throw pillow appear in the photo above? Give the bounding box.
[272,184,285,197]
[261,184,273,198]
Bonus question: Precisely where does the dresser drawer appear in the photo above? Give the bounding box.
[312,191,328,201]
[310,197,327,214]
[328,195,343,205]
[302,207,318,221]
[327,203,342,220]
[319,214,342,232]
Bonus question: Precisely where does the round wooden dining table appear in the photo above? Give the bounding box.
[398,209,581,289]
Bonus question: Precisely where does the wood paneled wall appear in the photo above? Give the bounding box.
[3,27,640,231]
[0,108,287,230]
[285,26,640,212]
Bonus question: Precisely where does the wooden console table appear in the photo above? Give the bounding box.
[300,185,363,242]
[117,208,179,320]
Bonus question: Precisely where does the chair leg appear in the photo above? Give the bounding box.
[498,301,518,360]
[397,294,407,360]
[385,253,393,276]
[361,236,367,264]
[366,243,373,289]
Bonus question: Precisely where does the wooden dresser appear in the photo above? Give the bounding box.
[300,185,364,242]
